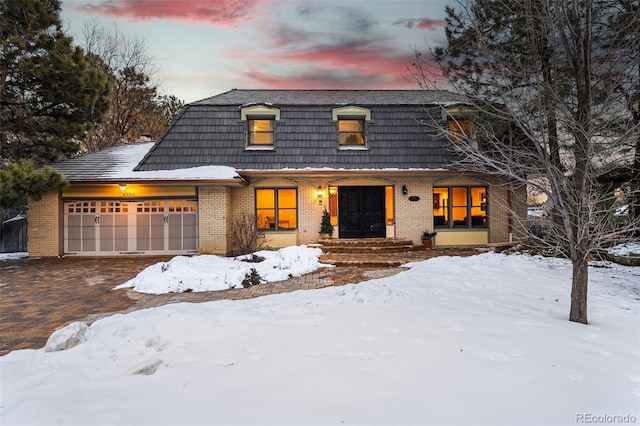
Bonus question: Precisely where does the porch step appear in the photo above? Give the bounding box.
[317,238,425,264]
[318,247,481,267]
[318,238,425,253]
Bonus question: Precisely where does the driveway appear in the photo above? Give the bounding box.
[0,248,479,356]
[0,256,172,355]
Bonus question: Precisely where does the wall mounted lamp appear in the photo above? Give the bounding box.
[402,185,408,195]
[317,186,324,206]
[119,184,127,191]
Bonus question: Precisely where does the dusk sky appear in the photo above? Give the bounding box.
[59,0,452,103]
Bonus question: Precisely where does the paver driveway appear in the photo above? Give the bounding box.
[0,248,479,356]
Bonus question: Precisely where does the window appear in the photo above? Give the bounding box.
[240,104,280,150]
[256,188,297,231]
[332,106,371,150]
[433,186,487,229]
[248,118,274,145]
[447,118,471,143]
[338,118,365,146]
[442,106,476,144]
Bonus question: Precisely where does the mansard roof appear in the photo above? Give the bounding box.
[135,89,466,172]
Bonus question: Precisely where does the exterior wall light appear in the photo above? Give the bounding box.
[317,186,323,206]
[119,184,127,191]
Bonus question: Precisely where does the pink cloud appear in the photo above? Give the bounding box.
[236,46,444,90]
[226,27,444,90]
[76,0,258,26]
[393,18,446,30]
[240,67,411,90]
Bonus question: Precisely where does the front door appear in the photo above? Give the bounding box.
[338,186,385,238]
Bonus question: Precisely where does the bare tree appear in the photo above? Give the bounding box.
[230,212,261,256]
[414,0,640,324]
[79,19,183,152]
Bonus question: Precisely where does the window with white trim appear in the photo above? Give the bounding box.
[332,106,371,150]
[240,104,280,150]
[247,118,274,146]
[442,106,476,144]
[338,117,366,146]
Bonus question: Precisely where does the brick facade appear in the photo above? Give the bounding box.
[28,192,61,257]
[27,174,526,256]
[197,186,230,254]
[218,174,524,253]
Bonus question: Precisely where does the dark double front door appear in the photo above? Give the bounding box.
[338,186,385,238]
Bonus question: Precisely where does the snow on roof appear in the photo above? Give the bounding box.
[50,142,243,183]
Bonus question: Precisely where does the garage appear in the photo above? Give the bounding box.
[64,199,198,256]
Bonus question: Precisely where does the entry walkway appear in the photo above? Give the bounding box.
[0,248,478,356]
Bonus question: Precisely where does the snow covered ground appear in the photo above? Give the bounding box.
[1,251,639,426]
[0,252,27,261]
[114,246,332,293]
[608,242,640,257]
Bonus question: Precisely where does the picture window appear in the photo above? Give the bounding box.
[433,186,487,229]
[256,188,297,231]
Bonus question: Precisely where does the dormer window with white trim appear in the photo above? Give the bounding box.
[332,106,371,150]
[248,118,274,145]
[240,104,280,150]
[338,118,365,146]
[442,106,476,144]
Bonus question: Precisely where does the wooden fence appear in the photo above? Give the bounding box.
[1,216,27,253]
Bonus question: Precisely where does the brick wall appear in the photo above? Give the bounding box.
[28,192,60,257]
[394,176,436,243]
[199,174,527,252]
[197,186,230,254]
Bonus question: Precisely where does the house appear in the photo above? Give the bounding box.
[27,89,527,257]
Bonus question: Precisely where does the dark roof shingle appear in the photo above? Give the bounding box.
[193,89,467,106]
[136,89,464,172]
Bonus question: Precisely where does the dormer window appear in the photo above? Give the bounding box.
[447,118,471,143]
[241,104,280,150]
[332,106,371,150]
[338,118,365,145]
[248,118,274,145]
[442,106,475,144]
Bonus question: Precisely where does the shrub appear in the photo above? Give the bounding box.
[319,209,334,236]
[241,268,263,288]
[230,212,261,255]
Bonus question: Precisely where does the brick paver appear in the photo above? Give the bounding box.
[0,248,478,356]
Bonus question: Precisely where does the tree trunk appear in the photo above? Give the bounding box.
[569,256,589,324]
[559,0,592,324]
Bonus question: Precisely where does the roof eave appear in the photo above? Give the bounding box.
[66,178,249,187]
[238,169,487,178]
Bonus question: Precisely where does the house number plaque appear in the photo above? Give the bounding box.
[408,196,420,201]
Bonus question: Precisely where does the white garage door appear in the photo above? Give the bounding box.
[64,200,198,255]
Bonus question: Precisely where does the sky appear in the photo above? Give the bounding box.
[59,0,452,103]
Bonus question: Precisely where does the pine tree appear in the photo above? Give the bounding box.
[0,160,68,216]
[0,0,110,164]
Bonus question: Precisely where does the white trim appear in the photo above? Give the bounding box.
[244,145,275,151]
[441,106,477,121]
[332,105,371,121]
[241,105,281,121]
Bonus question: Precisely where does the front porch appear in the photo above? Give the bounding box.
[315,237,479,266]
